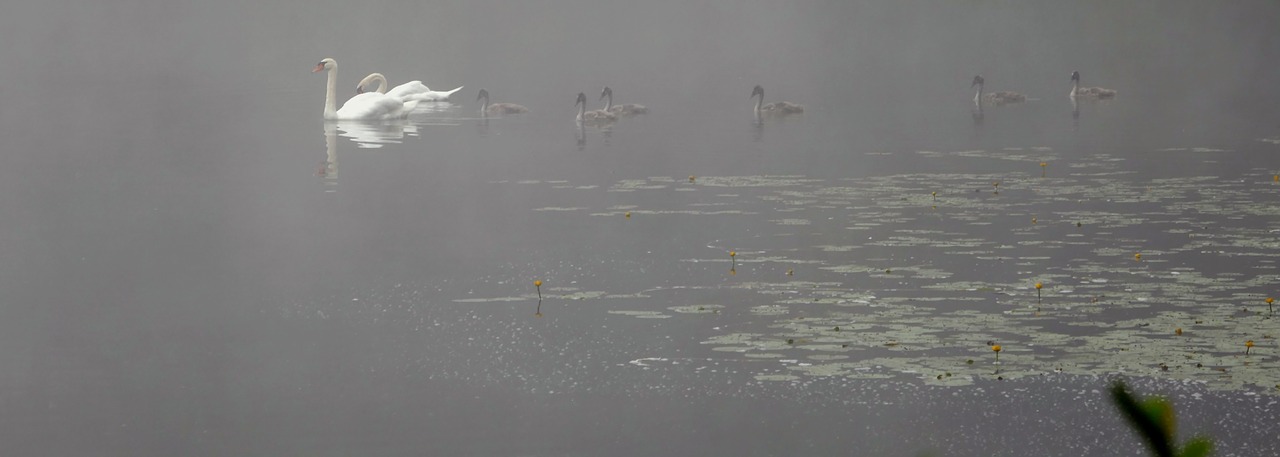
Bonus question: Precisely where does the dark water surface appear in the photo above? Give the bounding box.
[3,1,1280,456]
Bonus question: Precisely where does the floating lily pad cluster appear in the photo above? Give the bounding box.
[456,150,1280,394]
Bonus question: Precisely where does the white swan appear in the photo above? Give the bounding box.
[600,87,647,116]
[356,73,463,102]
[751,85,803,116]
[1069,71,1116,99]
[313,59,417,120]
[971,75,1026,105]
[477,89,529,116]
[575,92,616,123]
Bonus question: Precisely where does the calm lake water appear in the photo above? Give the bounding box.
[2,1,1280,456]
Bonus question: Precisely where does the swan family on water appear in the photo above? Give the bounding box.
[314,57,1115,123]
[971,71,1117,109]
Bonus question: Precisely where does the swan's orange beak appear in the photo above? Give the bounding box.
[312,63,325,73]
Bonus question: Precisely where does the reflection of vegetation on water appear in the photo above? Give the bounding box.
[486,152,1280,394]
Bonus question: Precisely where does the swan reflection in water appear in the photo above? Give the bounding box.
[317,119,413,191]
[316,98,471,191]
[752,111,764,141]
[576,121,586,150]
[334,119,418,148]
[318,123,339,192]
[578,121,612,148]
[318,110,458,191]
[573,119,613,150]
[1071,96,1079,130]
[331,102,464,147]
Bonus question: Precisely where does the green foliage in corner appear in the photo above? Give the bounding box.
[1110,380,1214,457]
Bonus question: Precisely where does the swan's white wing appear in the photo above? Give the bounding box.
[387,81,431,99]
[335,93,409,120]
[433,86,464,98]
[403,86,463,102]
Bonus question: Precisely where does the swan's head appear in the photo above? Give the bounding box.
[477,89,490,102]
[600,86,612,100]
[575,92,587,107]
[751,85,764,99]
[1070,71,1080,82]
[971,75,985,88]
[313,58,336,73]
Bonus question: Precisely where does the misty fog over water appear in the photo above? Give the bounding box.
[1,1,1280,455]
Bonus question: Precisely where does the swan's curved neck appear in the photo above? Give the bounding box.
[577,100,586,120]
[1070,79,1079,98]
[479,94,489,117]
[973,83,983,103]
[753,93,763,113]
[357,73,389,94]
[604,92,613,111]
[324,65,338,119]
